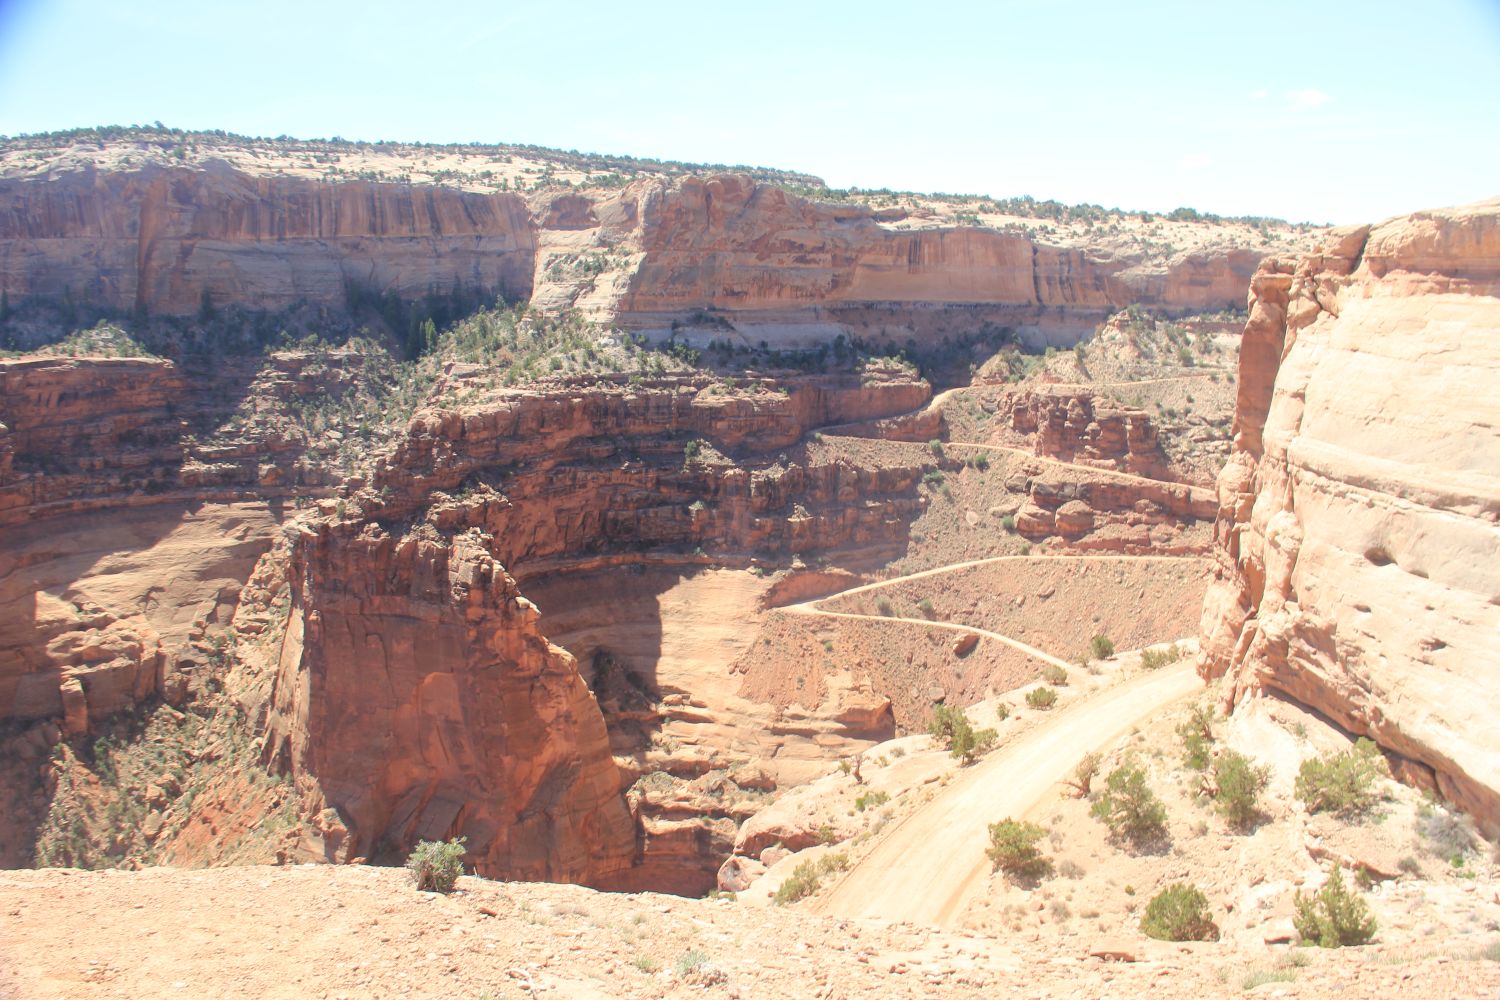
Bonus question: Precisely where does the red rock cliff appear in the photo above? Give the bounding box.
[2,162,1269,341]
[0,161,536,314]
[612,175,1265,342]
[264,514,635,881]
[1200,198,1500,830]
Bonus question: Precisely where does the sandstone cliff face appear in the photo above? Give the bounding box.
[263,515,635,882]
[254,372,930,883]
[2,163,1264,345]
[611,175,1263,344]
[0,162,535,314]
[1200,199,1500,829]
[0,355,322,733]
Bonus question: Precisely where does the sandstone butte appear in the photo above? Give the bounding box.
[0,128,1496,928]
[1200,197,1500,834]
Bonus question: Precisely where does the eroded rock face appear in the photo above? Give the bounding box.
[2,165,1263,346]
[252,371,931,883]
[263,517,635,882]
[615,176,1264,345]
[1200,198,1500,830]
[0,162,536,314]
[1006,387,1168,479]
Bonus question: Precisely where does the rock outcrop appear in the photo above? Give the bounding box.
[613,176,1265,346]
[2,159,1272,348]
[252,370,931,883]
[0,162,535,315]
[263,514,636,882]
[1005,387,1169,479]
[1200,198,1500,830]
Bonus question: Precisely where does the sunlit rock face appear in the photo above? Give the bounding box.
[1200,198,1500,830]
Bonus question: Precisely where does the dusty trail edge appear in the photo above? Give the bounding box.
[813,661,1202,928]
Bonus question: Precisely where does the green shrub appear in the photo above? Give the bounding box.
[1026,686,1058,710]
[928,438,945,458]
[1140,883,1217,941]
[1042,664,1069,687]
[986,818,1052,879]
[1178,703,1216,771]
[1090,765,1168,846]
[774,859,822,904]
[876,597,895,616]
[928,704,997,764]
[1295,738,1386,816]
[1213,749,1270,830]
[1001,514,1017,533]
[1139,644,1182,670]
[774,852,850,904]
[1241,968,1296,989]
[917,597,935,618]
[406,836,467,892]
[1293,867,1377,947]
[1089,635,1115,659]
[854,790,889,812]
[675,949,710,975]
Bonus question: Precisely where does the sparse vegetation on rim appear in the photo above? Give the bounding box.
[1140,883,1218,942]
[406,837,467,893]
[1295,738,1387,817]
[1294,867,1378,948]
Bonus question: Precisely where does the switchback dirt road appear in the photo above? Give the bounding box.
[816,662,1202,928]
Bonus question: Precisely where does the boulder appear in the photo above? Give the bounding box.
[717,855,767,893]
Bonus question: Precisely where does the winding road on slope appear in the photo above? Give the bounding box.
[789,382,1208,927]
[775,554,1203,673]
[814,661,1202,928]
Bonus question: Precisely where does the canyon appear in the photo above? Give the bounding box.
[0,127,1497,996]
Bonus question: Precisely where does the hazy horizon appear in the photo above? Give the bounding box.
[2,0,1497,225]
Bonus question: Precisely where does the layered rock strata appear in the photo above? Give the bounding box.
[615,176,1264,345]
[1005,387,1169,479]
[1199,199,1500,830]
[262,515,636,881]
[4,164,1270,347]
[259,372,931,884]
[0,162,535,314]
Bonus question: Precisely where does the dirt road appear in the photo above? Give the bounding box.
[815,662,1201,928]
[775,554,1201,673]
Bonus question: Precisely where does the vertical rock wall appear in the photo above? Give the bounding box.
[1200,198,1500,830]
[264,518,636,881]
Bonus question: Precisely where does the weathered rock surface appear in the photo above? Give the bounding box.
[0,354,342,527]
[262,515,636,882]
[614,175,1267,346]
[1200,198,1500,830]
[1005,387,1169,479]
[1003,458,1216,554]
[3,161,1270,348]
[0,162,535,314]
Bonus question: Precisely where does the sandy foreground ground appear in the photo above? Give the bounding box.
[1,864,1497,1000]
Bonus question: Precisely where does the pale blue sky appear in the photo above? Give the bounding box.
[1,0,1496,223]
